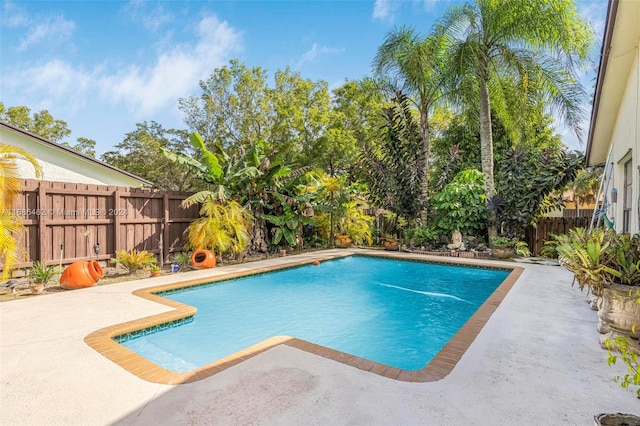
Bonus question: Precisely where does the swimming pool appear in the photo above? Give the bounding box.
[116,255,510,373]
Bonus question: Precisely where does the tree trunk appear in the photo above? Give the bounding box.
[478,66,496,238]
[250,207,269,253]
[419,101,430,224]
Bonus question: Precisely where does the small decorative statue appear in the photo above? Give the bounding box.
[447,230,465,250]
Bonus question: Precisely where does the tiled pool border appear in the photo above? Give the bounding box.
[84,251,523,384]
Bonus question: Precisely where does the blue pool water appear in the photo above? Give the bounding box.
[120,256,510,371]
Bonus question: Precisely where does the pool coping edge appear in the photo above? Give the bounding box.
[84,251,524,384]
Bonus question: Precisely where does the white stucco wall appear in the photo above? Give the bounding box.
[608,47,640,234]
[0,125,147,187]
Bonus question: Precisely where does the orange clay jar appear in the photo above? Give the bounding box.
[59,260,104,289]
[190,249,216,269]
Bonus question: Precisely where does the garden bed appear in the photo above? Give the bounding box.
[402,247,491,259]
[0,248,326,303]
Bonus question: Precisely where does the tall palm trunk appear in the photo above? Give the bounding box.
[250,205,269,253]
[419,101,430,224]
[477,64,497,238]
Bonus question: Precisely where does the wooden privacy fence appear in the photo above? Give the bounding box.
[2,180,200,272]
[563,208,595,218]
[524,216,592,255]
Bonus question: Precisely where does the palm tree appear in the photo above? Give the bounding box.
[373,26,448,223]
[570,167,602,215]
[437,0,592,237]
[0,144,42,280]
[183,198,252,255]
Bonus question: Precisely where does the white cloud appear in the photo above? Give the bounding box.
[123,0,172,32]
[17,14,75,51]
[2,59,94,113]
[296,42,346,68]
[99,15,242,117]
[373,0,399,23]
[2,0,29,27]
[2,15,242,120]
[579,0,607,39]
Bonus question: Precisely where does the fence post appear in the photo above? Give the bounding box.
[163,193,170,262]
[37,182,48,264]
[114,190,121,253]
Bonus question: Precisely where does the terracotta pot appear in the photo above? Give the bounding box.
[60,260,104,290]
[150,270,162,277]
[190,249,216,269]
[29,283,45,294]
[383,238,399,251]
[335,235,351,248]
[491,244,515,259]
[280,249,287,257]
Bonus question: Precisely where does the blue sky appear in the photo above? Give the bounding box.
[1,0,608,156]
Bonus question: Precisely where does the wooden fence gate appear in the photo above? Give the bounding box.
[524,216,592,255]
[1,179,199,272]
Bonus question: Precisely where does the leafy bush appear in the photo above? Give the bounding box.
[404,225,439,247]
[607,333,640,398]
[490,235,515,246]
[171,251,192,268]
[432,169,487,237]
[539,238,559,258]
[187,199,252,254]
[338,201,373,245]
[358,92,424,222]
[111,249,157,273]
[28,261,58,285]
[515,241,531,257]
[495,147,582,237]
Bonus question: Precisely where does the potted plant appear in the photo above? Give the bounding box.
[28,261,57,294]
[490,236,516,259]
[149,264,162,277]
[334,234,352,248]
[382,234,399,251]
[555,228,640,351]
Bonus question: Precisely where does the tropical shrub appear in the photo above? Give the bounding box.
[261,193,316,247]
[171,251,192,268]
[490,236,515,246]
[539,238,559,259]
[403,225,439,248]
[111,249,157,273]
[608,233,640,286]
[358,91,424,223]
[607,331,640,398]
[515,241,531,257]
[606,288,640,398]
[494,147,582,237]
[554,228,630,294]
[0,144,42,280]
[164,132,317,253]
[338,201,373,245]
[432,169,486,237]
[186,199,252,255]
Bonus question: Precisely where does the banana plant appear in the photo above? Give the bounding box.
[260,193,317,247]
[163,132,261,204]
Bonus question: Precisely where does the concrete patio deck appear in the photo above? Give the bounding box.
[1,249,638,425]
